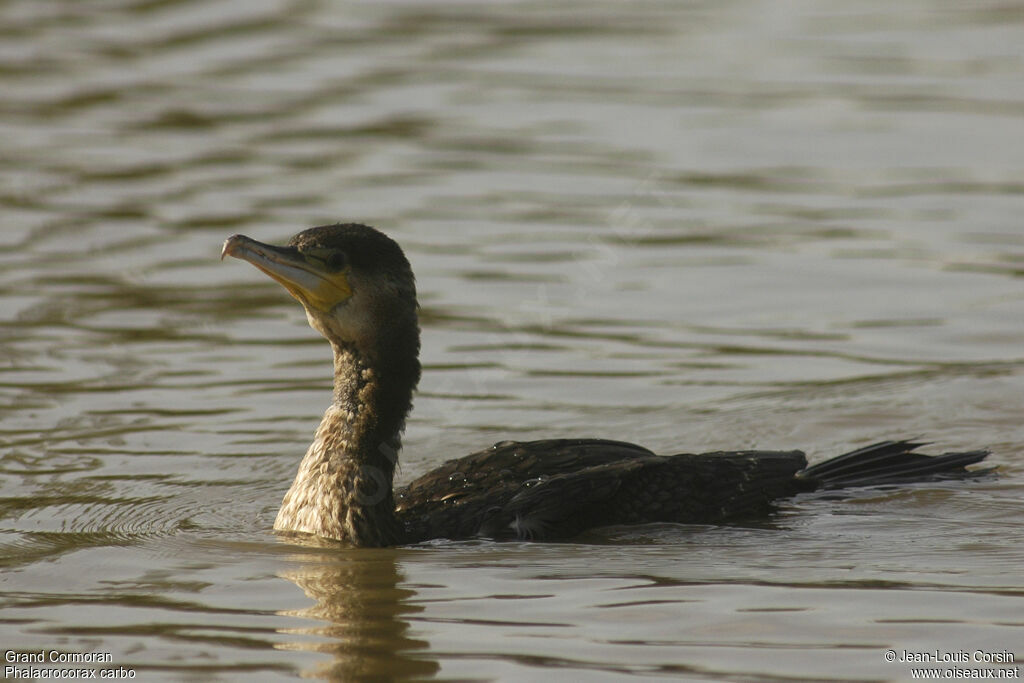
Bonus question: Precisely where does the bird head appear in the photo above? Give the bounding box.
[222,223,419,364]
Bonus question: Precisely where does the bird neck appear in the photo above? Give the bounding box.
[274,342,417,546]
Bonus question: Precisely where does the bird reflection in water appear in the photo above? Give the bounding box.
[276,535,437,679]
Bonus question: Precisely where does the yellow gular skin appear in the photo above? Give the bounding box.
[221,235,352,312]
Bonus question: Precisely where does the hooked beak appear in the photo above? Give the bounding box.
[221,234,352,312]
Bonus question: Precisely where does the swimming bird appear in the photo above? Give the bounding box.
[222,223,990,547]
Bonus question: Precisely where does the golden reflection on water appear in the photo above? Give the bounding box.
[275,539,437,680]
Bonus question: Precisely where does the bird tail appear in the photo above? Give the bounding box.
[798,440,991,490]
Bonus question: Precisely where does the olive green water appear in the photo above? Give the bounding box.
[2,1,1024,680]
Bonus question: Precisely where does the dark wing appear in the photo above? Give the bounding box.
[395,439,809,542]
[395,439,655,541]
[401,438,655,491]
[396,438,652,505]
[493,449,810,540]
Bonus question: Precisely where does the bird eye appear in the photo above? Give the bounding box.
[325,251,347,271]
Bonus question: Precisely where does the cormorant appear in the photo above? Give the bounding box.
[221,223,990,547]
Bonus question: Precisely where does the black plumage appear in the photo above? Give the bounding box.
[396,438,988,542]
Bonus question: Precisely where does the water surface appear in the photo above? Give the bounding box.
[2,1,1023,680]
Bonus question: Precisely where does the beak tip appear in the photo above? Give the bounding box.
[221,234,246,261]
